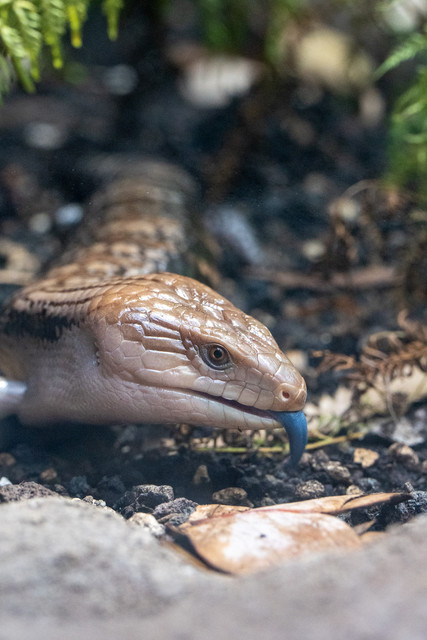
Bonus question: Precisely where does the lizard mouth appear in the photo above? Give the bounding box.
[179,389,308,465]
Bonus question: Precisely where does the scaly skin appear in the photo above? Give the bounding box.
[0,160,307,460]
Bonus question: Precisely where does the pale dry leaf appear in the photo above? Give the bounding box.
[359,531,386,544]
[352,520,377,536]
[185,503,249,527]
[356,366,427,418]
[174,493,410,574]
[180,509,361,574]
[256,491,409,515]
[304,386,353,433]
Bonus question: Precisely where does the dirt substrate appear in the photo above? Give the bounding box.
[0,9,426,539]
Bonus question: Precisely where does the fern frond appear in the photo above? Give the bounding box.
[386,67,427,202]
[38,0,67,68]
[0,1,40,93]
[10,1,42,78]
[102,0,123,41]
[195,0,248,53]
[376,27,427,78]
[264,0,300,67]
[0,55,13,95]
[0,0,123,98]
[65,1,89,48]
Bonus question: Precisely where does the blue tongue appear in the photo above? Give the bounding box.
[276,410,308,465]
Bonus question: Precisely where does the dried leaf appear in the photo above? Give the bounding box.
[304,386,353,432]
[352,520,377,536]
[174,492,410,574]
[359,531,386,544]
[256,491,410,515]
[187,503,249,525]
[357,366,427,418]
[315,320,427,418]
[180,509,361,574]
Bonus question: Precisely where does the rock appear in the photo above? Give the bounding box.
[0,496,214,623]
[294,479,326,499]
[192,464,211,485]
[152,497,197,525]
[128,512,166,537]
[68,475,91,497]
[39,468,58,483]
[212,487,253,507]
[322,461,351,484]
[2,500,427,639]
[309,450,331,471]
[0,452,16,466]
[353,448,379,468]
[96,475,127,505]
[114,484,175,518]
[388,443,420,468]
[0,481,58,502]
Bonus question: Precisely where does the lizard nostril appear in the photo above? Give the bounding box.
[275,381,307,411]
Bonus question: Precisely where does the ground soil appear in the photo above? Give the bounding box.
[0,9,426,531]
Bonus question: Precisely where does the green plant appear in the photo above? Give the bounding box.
[376,25,427,202]
[193,0,302,66]
[0,0,123,97]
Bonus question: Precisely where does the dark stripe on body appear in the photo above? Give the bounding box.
[0,306,77,342]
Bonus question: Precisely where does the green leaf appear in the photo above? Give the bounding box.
[0,0,123,95]
[102,0,123,41]
[376,28,427,78]
[38,0,67,69]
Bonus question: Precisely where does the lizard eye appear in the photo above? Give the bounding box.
[201,344,232,370]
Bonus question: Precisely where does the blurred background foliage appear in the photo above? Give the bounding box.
[0,0,427,201]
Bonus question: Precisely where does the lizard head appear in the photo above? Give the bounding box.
[93,273,307,463]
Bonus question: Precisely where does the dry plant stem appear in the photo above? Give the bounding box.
[193,431,366,454]
[246,265,401,292]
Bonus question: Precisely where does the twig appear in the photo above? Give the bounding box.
[245,265,401,292]
[192,432,366,454]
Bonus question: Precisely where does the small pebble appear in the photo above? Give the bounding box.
[39,468,58,483]
[152,497,197,525]
[301,238,325,261]
[296,452,312,467]
[114,484,174,519]
[212,487,253,507]
[388,443,419,468]
[260,496,276,507]
[193,464,211,485]
[54,203,83,227]
[103,64,138,95]
[354,448,379,468]
[323,461,351,484]
[128,512,166,537]
[358,477,382,493]
[68,475,91,497]
[23,122,66,149]
[0,476,12,486]
[0,453,16,467]
[346,484,363,496]
[82,496,107,507]
[28,212,52,234]
[309,450,331,472]
[294,479,326,499]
